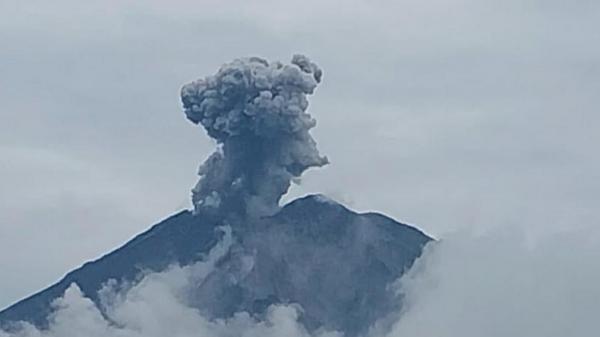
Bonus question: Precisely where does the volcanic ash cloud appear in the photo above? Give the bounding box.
[181,55,328,217]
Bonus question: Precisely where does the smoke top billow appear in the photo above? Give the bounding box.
[181,55,328,216]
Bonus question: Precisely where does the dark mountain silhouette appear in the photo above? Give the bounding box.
[0,194,431,336]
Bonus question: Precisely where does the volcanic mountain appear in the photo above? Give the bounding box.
[0,195,430,336]
[0,55,432,336]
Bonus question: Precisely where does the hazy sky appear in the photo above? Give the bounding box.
[1,0,599,309]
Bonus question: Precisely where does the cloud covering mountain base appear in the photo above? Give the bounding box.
[0,227,339,337]
[3,224,599,337]
[386,226,600,337]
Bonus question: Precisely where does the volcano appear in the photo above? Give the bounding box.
[0,56,432,336]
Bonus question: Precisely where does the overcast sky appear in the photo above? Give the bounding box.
[1,0,599,309]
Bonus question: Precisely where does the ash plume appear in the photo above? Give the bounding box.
[181,55,328,216]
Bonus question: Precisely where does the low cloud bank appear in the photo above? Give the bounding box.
[384,226,600,337]
[3,223,599,337]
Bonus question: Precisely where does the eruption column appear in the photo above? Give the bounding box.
[181,55,328,217]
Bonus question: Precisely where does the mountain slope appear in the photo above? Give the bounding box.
[0,211,221,328]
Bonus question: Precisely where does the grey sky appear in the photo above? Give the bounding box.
[1,0,599,309]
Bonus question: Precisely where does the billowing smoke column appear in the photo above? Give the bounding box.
[181,55,328,216]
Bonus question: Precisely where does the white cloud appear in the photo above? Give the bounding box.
[382,225,600,337]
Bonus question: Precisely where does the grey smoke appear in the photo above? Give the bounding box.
[181,55,328,216]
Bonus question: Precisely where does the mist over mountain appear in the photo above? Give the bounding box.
[0,56,431,337]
